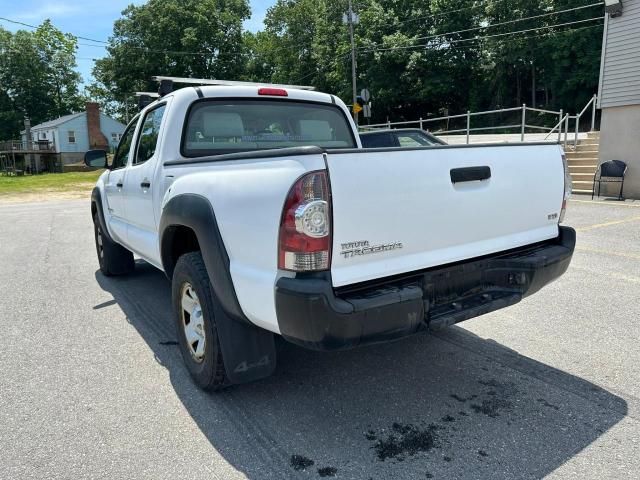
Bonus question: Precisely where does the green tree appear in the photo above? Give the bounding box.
[0,21,83,140]
[89,0,251,121]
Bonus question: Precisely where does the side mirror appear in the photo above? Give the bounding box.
[84,149,108,169]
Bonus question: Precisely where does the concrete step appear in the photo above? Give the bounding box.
[566,149,599,156]
[567,158,599,166]
[566,152,599,160]
[568,165,598,172]
[587,131,600,138]
[578,139,600,145]
[570,172,596,181]
[572,180,594,190]
[572,189,593,195]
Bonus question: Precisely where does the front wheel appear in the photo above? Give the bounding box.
[172,252,229,391]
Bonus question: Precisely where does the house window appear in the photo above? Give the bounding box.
[111,133,121,143]
[68,131,76,143]
[40,132,46,140]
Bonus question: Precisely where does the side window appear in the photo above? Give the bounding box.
[135,104,166,165]
[360,132,395,148]
[68,131,76,144]
[396,135,423,147]
[399,132,437,146]
[112,117,138,170]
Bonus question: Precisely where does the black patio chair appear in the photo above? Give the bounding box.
[592,160,627,200]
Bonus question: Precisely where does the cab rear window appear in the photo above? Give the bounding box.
[182,99,356,157]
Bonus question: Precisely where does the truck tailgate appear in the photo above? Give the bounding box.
[326,144,565,287]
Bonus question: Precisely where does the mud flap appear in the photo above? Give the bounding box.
[214,305,277,384]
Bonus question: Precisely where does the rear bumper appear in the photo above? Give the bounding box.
[275,226,575,351]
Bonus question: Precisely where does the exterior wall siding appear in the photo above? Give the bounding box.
[599,1,640,108]
[57,115,90,153]
[598,105,640,198]
[100,114,126,150]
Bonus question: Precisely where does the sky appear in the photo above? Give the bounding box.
[0,0,274,85]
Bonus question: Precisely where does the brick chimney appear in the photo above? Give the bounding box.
[86,102,109,150]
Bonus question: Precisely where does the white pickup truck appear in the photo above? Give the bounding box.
[86,83,575,390]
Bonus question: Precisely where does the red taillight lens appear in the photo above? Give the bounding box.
[258,87,288,97]
[278,171,331,271]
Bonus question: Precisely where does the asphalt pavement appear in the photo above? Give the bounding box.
[0,196,639,479]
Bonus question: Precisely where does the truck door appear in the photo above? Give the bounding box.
[104,117,137,243]
[123,103,167,265]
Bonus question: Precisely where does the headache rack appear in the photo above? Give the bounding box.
[153,75,315,94]
[135,76,316,111]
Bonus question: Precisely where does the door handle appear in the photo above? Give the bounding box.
[140,181,151,189]
[116,181,123,188]
[450,166,491,184]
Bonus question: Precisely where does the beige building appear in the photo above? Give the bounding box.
[597,0,640,198]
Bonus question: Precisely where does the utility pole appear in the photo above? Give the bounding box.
[346,0,358,125]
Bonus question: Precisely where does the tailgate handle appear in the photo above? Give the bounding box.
[450,166,491,184]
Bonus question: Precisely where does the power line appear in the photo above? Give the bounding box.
[408,3,600,44]
[392,0,599,28]
[358,24,603,58]
[1,13,324,60]
[364,3,602,49]
[486,22,603,45]
[358,17,604,54]
[0,16,108,44]
[77,42,233,57]
[293,23,602,89]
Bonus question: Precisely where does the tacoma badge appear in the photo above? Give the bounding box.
[340,240,403,259]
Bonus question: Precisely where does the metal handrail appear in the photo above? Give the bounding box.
[544,112,567,141]
[359,94,598,146]
[578,94,597,118]
[571,94,598,147]
[524,124,555,131]
[364,106,535,130]
[526,106,563,115]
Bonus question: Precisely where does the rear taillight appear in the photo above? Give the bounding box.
[278,171,331,271]
[559,152,571,223]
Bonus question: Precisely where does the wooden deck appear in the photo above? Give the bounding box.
[0,140,56,154]
[0,140,61,174]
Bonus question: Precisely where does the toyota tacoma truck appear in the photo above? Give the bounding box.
[86,82,575,391]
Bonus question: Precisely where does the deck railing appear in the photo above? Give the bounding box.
[0,140,56,152]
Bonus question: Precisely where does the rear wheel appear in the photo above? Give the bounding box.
[93,215,134,276]
[172,251,228,391]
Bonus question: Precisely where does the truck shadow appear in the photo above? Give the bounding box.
[95,262,627,480]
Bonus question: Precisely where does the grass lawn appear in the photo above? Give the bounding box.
[0,171,103,196]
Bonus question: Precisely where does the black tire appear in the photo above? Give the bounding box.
[93,215,134,276]
[172,251,229,391]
